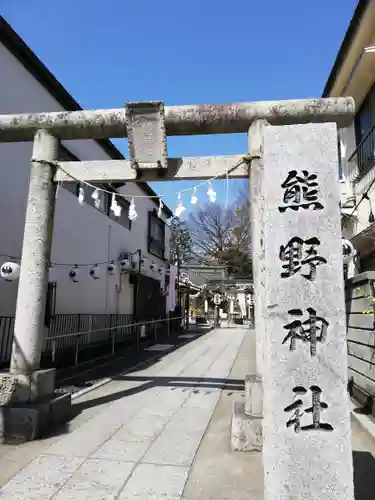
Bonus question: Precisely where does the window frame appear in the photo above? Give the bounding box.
[355,86,375,146]
[147,210,166,260]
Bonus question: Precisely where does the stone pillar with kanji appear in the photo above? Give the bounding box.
[262,123,354,500]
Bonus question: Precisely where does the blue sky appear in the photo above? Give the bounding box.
[2,0,357,215]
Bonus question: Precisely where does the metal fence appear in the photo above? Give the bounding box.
[47,313,134,351]
[0,313,182,367]
[0,316,14,366]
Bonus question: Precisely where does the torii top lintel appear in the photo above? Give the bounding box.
[0,97,354,143]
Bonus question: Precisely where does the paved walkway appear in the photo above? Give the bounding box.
[183,323,263,500]
[0,327,246,500]
[3,326,375,500]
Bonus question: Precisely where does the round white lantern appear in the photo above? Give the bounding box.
[0,262,20,282]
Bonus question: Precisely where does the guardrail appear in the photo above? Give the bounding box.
[0,314,183,368]
[45,316,183,367]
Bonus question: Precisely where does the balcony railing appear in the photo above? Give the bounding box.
[348,124,375,181]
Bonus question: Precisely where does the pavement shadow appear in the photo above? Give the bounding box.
[2,328,214,444]
[74,375,245,412]
[56,327,212,390]
[353,406,373,415]
[353,450,375,500]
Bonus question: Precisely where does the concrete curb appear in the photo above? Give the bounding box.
[349,398,375,439]
[71,327,214,401]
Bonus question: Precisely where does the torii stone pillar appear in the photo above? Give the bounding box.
[231,120,266,452]
[0,130,71,443]
[262,123,354,500]
[11,130,58,374]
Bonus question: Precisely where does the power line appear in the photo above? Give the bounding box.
[0,249,145,268]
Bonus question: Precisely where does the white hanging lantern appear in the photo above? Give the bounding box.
[107,261,117,275]
[0,262,20,282]
[89,264,101,280]
[128,197,138,221]
[158,266,163,275]
[69,265,81,283]
[150,262,157,272]
[175,193,185,217]
[207,182,216,203]
[342,238,356,265]
[78,186,85,206]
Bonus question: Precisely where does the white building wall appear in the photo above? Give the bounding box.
[0,41,169,317]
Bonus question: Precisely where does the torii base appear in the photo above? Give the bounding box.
[230,373,263,452]
[0,369,72,443]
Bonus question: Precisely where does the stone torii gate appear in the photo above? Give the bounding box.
[0,97,355,500]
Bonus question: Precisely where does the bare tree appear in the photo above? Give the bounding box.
[188,204,233,262]
[188,198,252,278]
[231,180,251,257]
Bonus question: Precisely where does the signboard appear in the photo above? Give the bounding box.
[125,101,167,170]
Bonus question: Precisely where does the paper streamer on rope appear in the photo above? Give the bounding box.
[128,197,138,220]
[191,187,198,205]
[175,193,185,217]
[207,182,217,203]
[92,188,101,209]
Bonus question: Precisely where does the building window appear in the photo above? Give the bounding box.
[63,182,79,196]
[109,198,131,230]
[353,85,375,177]
[148,211,165,259]
[355,87,375,145]
[59,146,79,197]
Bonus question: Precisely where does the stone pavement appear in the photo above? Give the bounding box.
[2,325,375,500]
[183,322,263,500]
[0,326,246,499]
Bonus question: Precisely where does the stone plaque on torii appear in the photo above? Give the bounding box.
[0,97,355,500]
